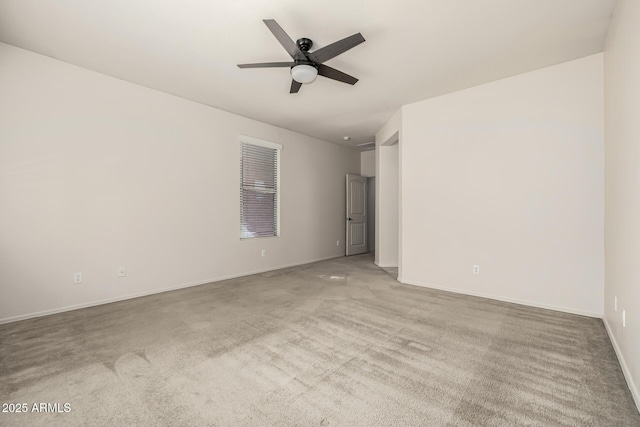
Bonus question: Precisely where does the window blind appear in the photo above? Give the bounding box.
[240,142,279,239]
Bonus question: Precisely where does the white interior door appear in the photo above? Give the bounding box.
[346,174,367,256]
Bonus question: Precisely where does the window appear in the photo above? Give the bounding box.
[240,136,281,239]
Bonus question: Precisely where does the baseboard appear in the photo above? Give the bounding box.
[603,317,640,412]
[400,279,603,318]
[374,262,398,268]
[0,254,343,325]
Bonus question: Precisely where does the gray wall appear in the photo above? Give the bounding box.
[0,42,360,322]
[603,0,640,408]
[400,54,604,317]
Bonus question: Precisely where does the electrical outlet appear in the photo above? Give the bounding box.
[622,310,626,328]
[473,265,480,275]
[336,240,340,246]
[261,249,266,257]
[614,296,617,312]
[74,272,82,284]
[118,267,126,277]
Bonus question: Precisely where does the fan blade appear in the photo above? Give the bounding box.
[317,64,358,85]
[290,80,302,93]
[308,33,365,64]
[238,62,293,68]
[263,19,306,60]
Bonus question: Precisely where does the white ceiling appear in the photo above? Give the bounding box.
[0,0,615,149]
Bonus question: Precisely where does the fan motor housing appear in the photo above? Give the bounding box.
[292,59,316,68]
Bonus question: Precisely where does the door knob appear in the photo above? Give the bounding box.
[348,217,352,221]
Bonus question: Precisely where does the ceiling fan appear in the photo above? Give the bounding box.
[238,19,365,94]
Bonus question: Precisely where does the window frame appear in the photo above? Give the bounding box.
[239,135,282,240]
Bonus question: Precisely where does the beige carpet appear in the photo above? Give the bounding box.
[1,254,638,426]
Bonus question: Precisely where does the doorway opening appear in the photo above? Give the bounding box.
[376,131,399,279]
[367,177,375,254]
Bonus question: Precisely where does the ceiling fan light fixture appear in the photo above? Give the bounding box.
[291,64,318,84]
